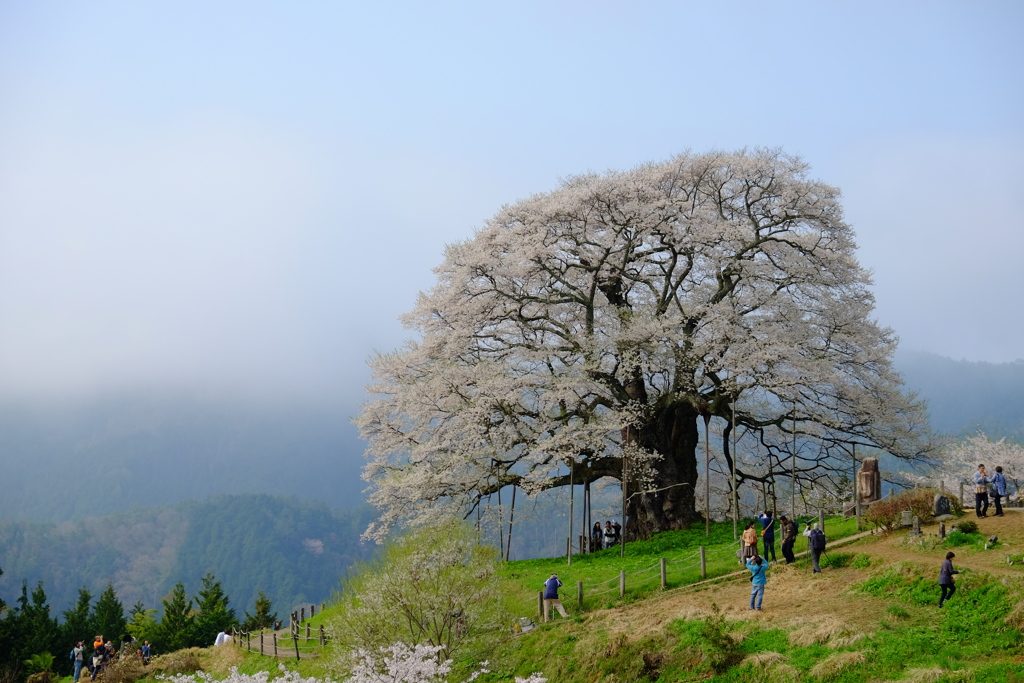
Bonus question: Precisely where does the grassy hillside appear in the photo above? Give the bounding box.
[168,512,1023,682]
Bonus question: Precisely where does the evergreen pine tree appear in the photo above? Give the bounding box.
[92,584,127,646]
[12,581,61,671]
[241,591,277,632]
[156,583,194,652]
[193,573,237,647]
[61,588,93,650]
[126,601,159,645]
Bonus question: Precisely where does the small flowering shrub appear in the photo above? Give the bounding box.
[158,646,544,683]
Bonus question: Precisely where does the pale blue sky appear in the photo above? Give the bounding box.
[1,1,1022,405]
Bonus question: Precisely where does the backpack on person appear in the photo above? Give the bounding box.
[809,528,826,551]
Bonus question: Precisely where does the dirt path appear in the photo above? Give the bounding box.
[579,510,1024,645]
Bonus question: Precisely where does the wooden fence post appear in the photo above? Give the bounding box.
[660,558,667,589]
[537,590,544,620]
[301,607,305,623]
[319,625,325,647]
[246,632,250,652]
[311,604,315,619]
[273,633,277,657]
[294,636,300,661]
[960,482,965,506]
[619,570,625,598]
[700,546,707,579]
[577,581,583,611]
[260,632,263,655]
[306,623,310,640]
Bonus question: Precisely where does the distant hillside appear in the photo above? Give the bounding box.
[896,350,1024,442]
[0,494,377,619]
[0,392,368,522]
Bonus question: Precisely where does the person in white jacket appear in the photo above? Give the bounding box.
[973,464,991,518]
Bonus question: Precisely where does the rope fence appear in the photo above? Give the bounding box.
[528,539,781,618]
[233,605,328,660]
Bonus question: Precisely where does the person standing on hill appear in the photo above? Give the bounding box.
[938,551,960,607]
[72,641,84,683]
[758,510,777,562]
[591,521,603,551]
[974,463,991,518]
[603,521,616,548]
[741,521,759,563]
[804,522,826,573]
[746,555,768,610]
[992,466,1007,517]
[542,573,570,622]
[779,515,797,564]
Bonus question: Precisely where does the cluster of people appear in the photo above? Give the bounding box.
[742,511,829,610]
[70,636,151,682]
[972,463,1008,518]
[742,511,822,568]
[590,520,622,551]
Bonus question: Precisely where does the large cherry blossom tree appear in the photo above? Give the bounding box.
[357,149,933,539]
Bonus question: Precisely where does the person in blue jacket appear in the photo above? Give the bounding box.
[542,573,570,622]
[992,466,1008,517]
[746,555,768,610]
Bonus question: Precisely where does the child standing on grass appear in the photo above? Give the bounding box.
[938,551,959,607]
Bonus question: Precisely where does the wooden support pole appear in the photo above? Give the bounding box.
[273,633,277,657]
[260,632,263,655]
[319,625,325,647]
[619,570,626,598]
[700,546,707,579]
[660,558,667,589]
[294,635,300,661]
[537,590,544,620]
[577,580,583,610]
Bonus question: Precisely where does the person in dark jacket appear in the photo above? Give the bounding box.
[938,551,959,607]
[757,510,777,562]
[542,573,570,621]
[779,515,797,564]
[591,522,603,551]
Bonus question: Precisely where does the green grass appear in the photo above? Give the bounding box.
[500,516,861,612]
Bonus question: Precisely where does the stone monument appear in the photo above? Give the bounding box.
[933,493,953,521]
[857,457,882,512]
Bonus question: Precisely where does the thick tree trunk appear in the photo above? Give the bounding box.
[625,399,701,539]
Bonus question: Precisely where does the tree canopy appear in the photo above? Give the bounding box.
[358,149,932,538]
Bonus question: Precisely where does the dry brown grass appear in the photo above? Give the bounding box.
[808,650,865,680]
[201,645,248,675]
[1006,600,1024,633]
[742,650,786,670]
[789,616,851,647]
[900,666,948,683]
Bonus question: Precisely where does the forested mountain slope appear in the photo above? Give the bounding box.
[0,494,376,619]
[896,350,1024,442]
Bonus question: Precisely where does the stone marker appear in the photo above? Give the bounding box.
[911,515,922,537]
[933,493,952,519]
